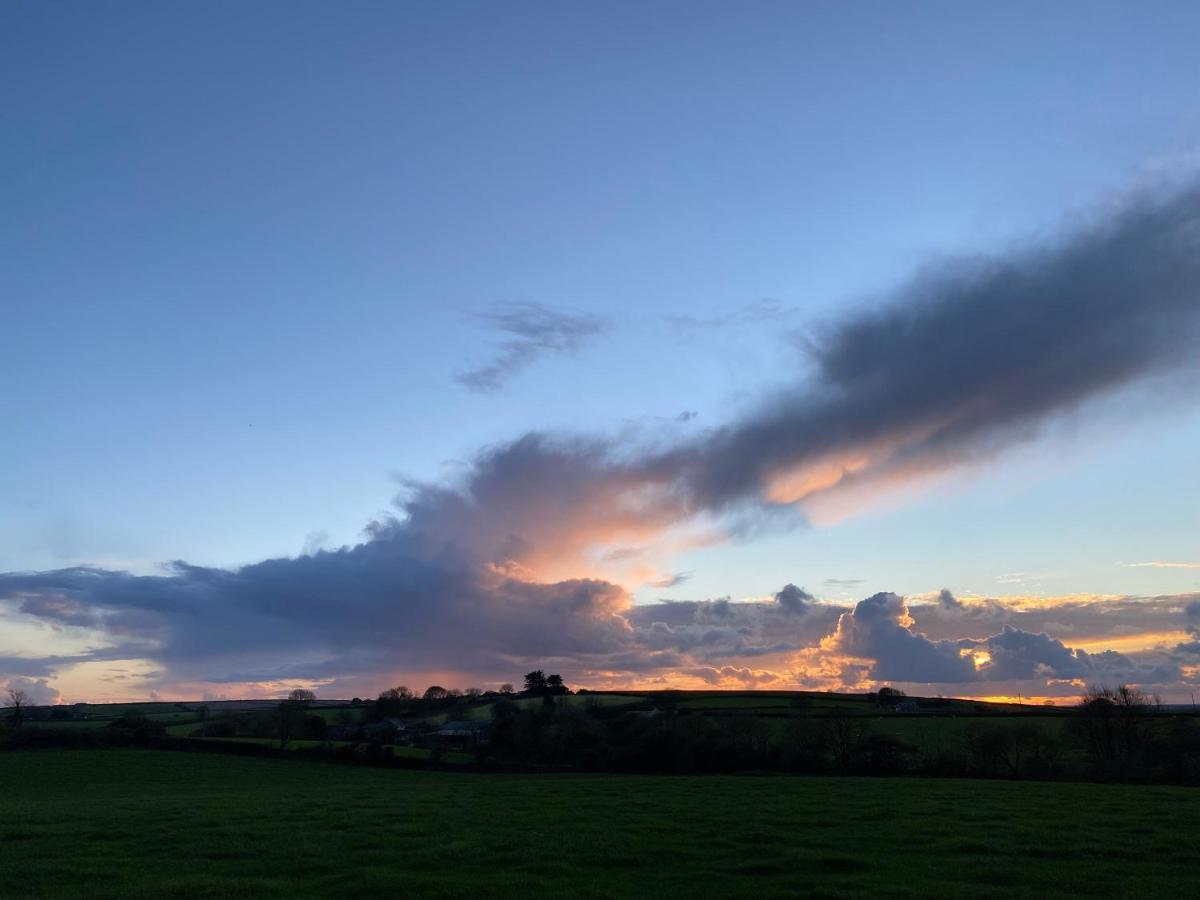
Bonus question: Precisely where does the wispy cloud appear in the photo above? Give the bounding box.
[666,298,796,334]
[1125,561,1200,569]
[647,572,691,589]
[457,302,609,392]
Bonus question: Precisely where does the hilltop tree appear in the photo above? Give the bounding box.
[523,671,548,694]
[375,686,415,718]
[546,674,568,695]
[498,683,515,695]
[277,693,312,750]
[423,685,449,701]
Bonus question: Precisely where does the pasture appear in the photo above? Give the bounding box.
[2,749,1198,898]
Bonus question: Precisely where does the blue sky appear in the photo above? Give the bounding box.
[3,3,1200,701]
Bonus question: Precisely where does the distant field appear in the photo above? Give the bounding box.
[2,749,1198,898]
[190,737,475,764]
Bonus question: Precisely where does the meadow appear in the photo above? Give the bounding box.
[2,749,1198,898]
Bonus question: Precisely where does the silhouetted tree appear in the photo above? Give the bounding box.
[546,674,568,695]
[966,722,1059,778]
[523,671,548,694]
[287,689,315,704]
[375,686,415,719]
[276,695,312,750]
[423,685,449,701]
[4,688,30,726]
[498,683,515,695]
[1073,684,1158,771]
[875,686,906,707]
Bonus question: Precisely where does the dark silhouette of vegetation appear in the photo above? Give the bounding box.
[4,688,30,726]
[108,713,166,744]
[3,681,1198,785]
[869,686,906,707]
[523,670,547,693]
[523,670,570,696]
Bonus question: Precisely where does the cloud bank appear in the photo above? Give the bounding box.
[3,179,1200,700]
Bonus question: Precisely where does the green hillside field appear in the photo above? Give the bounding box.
[2,749,1197,898]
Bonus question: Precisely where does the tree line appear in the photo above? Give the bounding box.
[6,680,1199,785]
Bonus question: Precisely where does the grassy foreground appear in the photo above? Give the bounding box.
[2,750,1198,898]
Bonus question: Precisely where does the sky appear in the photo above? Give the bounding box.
[2,2,1199,705]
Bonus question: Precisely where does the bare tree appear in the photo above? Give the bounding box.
[287,688,315,704]
[1074,683,1158,766]
[5,688,31,726]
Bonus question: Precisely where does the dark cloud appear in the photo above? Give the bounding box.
[627,592,841,663]
[827,592,976,682]
[657,179,1200,512]
[457,302,609,392]
[936,589,964,611]
[441,179,1200,569]
[774,583,813,614]
[17,593,101,628]
[1186,600,1200,634]
[911,593,1200,644]
[822,592,1168,686]
[975,625,1090,681]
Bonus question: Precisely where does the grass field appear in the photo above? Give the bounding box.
[2,749,1198,898]
[190,737,476,764]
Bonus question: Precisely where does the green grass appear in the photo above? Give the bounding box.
[190,737,475,764]
[2,749,1198,898]
[307,706,369,724]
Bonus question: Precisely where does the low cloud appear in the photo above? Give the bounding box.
[457,302,609,392]
[2,676,60,706]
